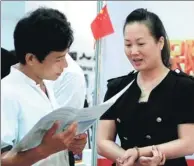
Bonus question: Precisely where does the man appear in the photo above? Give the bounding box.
[1,7,87,166]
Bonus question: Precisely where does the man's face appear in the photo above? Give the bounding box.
[31,49,68,81]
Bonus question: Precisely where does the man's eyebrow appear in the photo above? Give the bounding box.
[56,55,66,59]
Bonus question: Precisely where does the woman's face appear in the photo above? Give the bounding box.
[124,22,164,71]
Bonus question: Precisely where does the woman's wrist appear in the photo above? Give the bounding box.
[133,146,140,161]
[138,146,154,157]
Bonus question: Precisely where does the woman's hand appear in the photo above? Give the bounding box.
[116,148,139,166]
[138,146,166,166]
[116,146,165,166]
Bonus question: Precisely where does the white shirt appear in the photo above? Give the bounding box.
[52,53,86,109]
[1,65,69,166]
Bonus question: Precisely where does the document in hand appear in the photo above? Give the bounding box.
[10,80,134,153]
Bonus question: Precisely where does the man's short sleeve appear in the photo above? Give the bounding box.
[1,90,20,149]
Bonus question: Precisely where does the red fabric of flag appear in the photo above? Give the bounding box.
[91,5,114,40]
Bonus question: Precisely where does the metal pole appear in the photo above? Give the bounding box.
[91,1,103,166]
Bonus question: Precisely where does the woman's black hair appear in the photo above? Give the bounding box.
[123,8,171,68]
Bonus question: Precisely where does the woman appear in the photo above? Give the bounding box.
[97,8,194,166]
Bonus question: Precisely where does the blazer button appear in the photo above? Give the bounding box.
[156,117,162,123]
[175,69,180,73]
[116,118,121,123]
[145,135,152,139]
[123,137,128,140]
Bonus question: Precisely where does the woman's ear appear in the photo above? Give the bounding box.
[158,36,164,50]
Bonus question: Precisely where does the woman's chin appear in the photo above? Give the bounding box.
[133,65,146,71]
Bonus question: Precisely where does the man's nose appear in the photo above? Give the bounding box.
[60,59,68,69]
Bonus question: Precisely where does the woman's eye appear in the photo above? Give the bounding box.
[138,43,145,46]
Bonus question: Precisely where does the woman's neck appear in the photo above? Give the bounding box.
[138,65,169,83]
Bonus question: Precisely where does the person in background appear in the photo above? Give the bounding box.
[52,53,86,109]
[1,48,18,79]
[51,53,87,166]
[97,8,194,166]
[1,7,87,166]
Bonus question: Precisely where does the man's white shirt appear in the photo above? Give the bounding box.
[1,55,86,165]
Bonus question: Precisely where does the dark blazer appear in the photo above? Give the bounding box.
[101,70,194,166]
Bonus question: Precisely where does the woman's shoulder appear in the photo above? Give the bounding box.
[170,69,194,93]
[171,69,194,86]
[103,70,137,108]
[106,70,137,90]
[171,70,194,124]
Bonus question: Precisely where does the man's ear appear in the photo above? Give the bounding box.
[25,53,36,66]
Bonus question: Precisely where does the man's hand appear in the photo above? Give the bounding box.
[38,121,78,157]
[1,122,78,166]
[68,133,87,154]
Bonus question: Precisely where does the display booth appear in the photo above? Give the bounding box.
[1,1,193,166]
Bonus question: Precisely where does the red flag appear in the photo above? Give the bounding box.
[91,5,114,40]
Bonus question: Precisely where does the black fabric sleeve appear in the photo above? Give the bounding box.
[100,85,118,120]
[100,71,136,120]
[175,78,194,124]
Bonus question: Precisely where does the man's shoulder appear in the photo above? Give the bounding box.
[2,75,14,90]
[1,74,22,99]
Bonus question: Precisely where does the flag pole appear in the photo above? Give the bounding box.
[91,1,104,166]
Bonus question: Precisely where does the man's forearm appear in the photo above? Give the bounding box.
[97,140,125,162]
[139,139,194,159]
[1,145,48,166]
